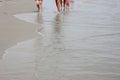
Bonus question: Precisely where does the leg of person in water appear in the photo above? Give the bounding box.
[39,0,42,14]
[55,0,61,12]
[66,0,70,9]
[63,0,66,11]
[35,0,42,14]
[35,0,40,11]
[60,0,62,11]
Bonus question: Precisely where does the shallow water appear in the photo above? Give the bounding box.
[1,0,120,80]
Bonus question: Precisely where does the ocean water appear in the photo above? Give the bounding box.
[0,0,120,80]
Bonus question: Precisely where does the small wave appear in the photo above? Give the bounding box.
[14,13,39,24]
[82,32,120,40]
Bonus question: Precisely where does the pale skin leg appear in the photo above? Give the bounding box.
[63,0,66,11]
[36,0,40,11]
[39,0,42,14]
[35,0,42,14]
[64,0,70,11]
[66,0,70,9]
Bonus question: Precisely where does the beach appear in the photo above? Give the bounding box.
[0,0,37,79]
[0,0,37,58]
[0,0,120,80]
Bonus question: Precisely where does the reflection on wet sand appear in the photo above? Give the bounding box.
[36,14,43,24]
[1,0,120,80]
[52,14,63,49]
[0,51,4,59]
[36,13,44,36]
[34,10,120,80]
[35,13,68,80]
[34,0,120,79]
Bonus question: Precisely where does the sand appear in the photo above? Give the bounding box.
[0,1,38,80]
[0,0,120,80]
[0,0,37,59]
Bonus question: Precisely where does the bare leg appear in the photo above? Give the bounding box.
[36,0,40,11]
[60,0,63,11]
[63,0,66,11]
[55,0,61,12]
[39,0,42,14]
[66,3,70,9]
[37,5,39,11]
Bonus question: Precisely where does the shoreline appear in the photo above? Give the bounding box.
[0,0,38,59]
[1,0,120,80]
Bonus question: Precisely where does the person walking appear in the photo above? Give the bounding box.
[35,0,43,14]
[63,0,70,11]
[66,0,70,8]
[55,0,62,12]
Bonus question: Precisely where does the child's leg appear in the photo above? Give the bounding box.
[66,0,70,8]
[39,0,42,13]
[37,5,39,11]
[36,0,40,11]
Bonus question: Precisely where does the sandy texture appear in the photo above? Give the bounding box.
[0,0,37,59]
[0,0,120,80]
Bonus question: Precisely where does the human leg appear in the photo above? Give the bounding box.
[63,0,66,11]
[55,0,61,12]
[39,0,42,13]
[66,0,70,8]
[35,0,40,11]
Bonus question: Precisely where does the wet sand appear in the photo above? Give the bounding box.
[1,0,120,80]
[0,0,37,79]
[0,0,37,59]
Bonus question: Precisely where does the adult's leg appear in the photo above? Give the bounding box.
[60,0,62,10]
[63,0,66,11]
[55,0,61,12]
